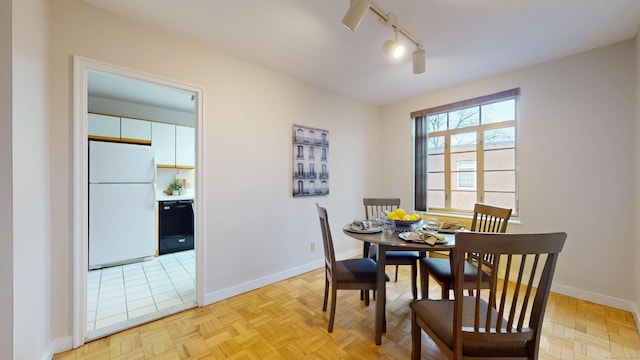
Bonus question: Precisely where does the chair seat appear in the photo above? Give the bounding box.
[370,246,420,263]
[410,297,529,358]
[335,258,389,283]
[421,257,490,282]
[386,250,420,260]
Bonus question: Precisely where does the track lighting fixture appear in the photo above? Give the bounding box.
[341,1,426,74]
[412,48,426,74]
[341,0,370,32]
[383,28,407,60]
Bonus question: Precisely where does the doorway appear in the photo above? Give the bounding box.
[72,56,205,347]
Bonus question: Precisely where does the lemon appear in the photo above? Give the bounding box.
[410,213,420,221]
[394,208,406,217]
[402,215,411,221]
[387,213,397,220]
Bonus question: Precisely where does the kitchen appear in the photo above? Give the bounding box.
[86,71,197,338]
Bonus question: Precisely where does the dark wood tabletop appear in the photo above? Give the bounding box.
[342,224,457,345]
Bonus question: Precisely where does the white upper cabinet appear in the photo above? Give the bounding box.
[152,122,176,167]
[88,113,120,139]
[88,114,151,144]
[121,117,151,142]
[89,112,195,169]
[175,125,195,168]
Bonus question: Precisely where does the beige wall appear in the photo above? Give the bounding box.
[50,0,381,344]
[0,0,13,357]
[46,0,640,351]
[635,29,640,320]
[11,0,51,358]
[382,40,637,309]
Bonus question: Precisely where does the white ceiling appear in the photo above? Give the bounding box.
[83,0,640,106]
[88,71,196,113]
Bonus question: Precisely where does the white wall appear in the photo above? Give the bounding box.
[50,0,380,345]
[48,0,639,352]
[0,1,14,358]
[12,0,51,358]
[382,40,637,309]
[635,29,640,321]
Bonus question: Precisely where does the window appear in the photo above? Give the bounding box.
[413,88,519,216]
[456,161,476,189]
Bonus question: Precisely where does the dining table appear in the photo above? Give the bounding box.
[342,223,456,345]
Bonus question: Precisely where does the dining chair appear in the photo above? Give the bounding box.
[420,203,512,299]
[410,231,567,359]
[316,203,388,332]
[364,198,421,299]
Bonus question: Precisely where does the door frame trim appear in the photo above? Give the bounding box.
[72,55,206,348]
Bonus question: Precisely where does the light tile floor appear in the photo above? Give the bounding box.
[86,250,195,336]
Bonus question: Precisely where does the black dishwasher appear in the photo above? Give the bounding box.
[158,199,194,255]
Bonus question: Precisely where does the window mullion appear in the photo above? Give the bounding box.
[444,135,451,209]
[477,130,484,204]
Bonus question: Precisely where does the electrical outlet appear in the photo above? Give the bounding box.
[310,242,316,252]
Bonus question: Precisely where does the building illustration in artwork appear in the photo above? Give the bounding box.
[292,124,329,197]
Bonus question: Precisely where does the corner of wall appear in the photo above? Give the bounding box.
[52,336,73,356]
[632,301,640,336]
[635,26,640,324]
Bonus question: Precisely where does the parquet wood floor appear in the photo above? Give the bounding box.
[54,265,640,359]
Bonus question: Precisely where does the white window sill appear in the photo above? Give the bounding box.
[422,211,521,225]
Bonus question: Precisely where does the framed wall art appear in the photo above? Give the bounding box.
[292,124,329,197]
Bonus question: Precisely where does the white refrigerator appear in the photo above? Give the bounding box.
[89,140,156,269]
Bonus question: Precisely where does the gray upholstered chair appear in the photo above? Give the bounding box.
[364,198,420,299]
[420,203,512,299]
[316,203,388,332]
[410,231,566,359]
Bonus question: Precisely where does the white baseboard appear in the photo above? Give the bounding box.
[54,255,640,355]
[53,252,358,355]
[203,259,325,305]
[553,283,640,336]
[52,336,73,356]
[551,282,635,312]
[632,302,640,333]
[202,249,361,306]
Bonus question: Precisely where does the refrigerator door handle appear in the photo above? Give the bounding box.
[149,183,157,209]
[153,155,157,198]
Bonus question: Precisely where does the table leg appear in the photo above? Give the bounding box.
[361,242,372,301]
[375,244,387,345]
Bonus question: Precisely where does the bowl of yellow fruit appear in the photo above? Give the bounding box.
[387,208,423,228]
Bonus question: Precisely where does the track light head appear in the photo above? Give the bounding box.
[383,28,406,60]
[341,1,426,74]
[383,40,406,59]
[341,0,370,32]
[412,48,426,74]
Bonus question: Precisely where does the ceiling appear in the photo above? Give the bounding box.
[88,71,196,113]
[83,0,640,106]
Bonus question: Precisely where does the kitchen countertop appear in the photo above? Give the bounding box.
[156,192,194,202]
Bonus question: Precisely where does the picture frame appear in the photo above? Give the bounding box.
[292,124,329,197]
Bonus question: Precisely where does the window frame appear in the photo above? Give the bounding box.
[413,88,520,216]
[456,160,477,190]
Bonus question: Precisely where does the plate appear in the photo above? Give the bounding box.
[343,224,382,234]
[398,231,446,244]
[436,227,466,234]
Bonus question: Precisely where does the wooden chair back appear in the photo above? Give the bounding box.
[363,198,401,220]
[316,204,336,279]
[470,203,512,233]
[468,203,513,273]
[452,232,566,359]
